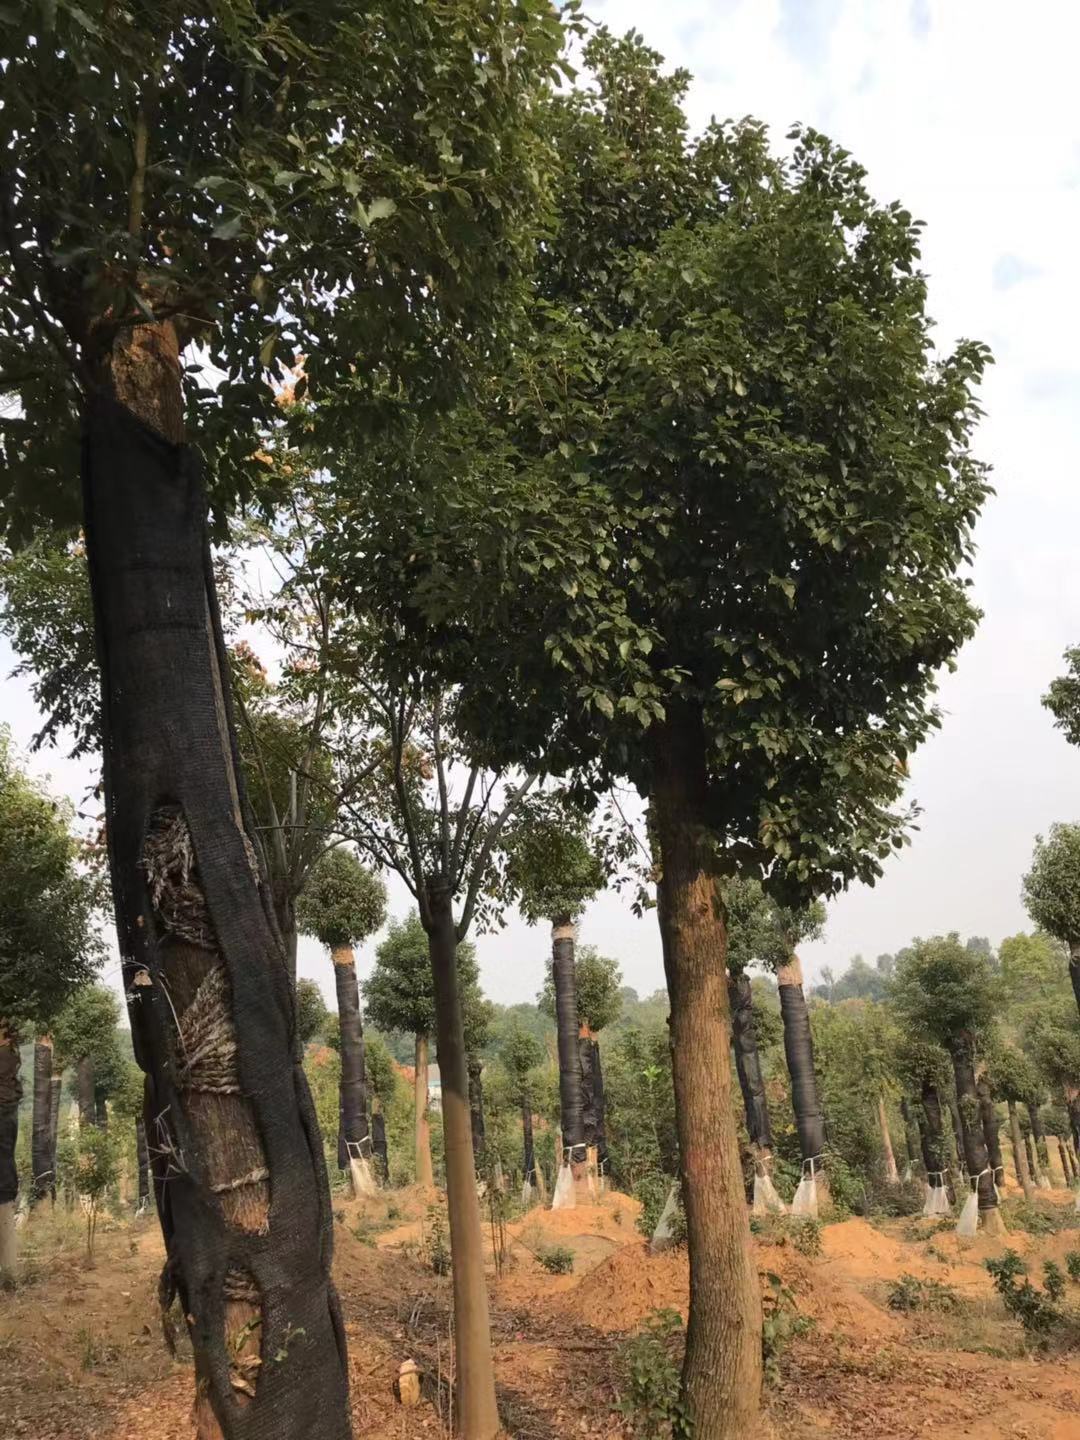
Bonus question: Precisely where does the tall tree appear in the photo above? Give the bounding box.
[0,732,101,1279]
[987,1044,1039,1202]
[499,1022,546,1200]
[722,879,780,1175]
[1022,826,1080,1022]
[52,984,123,1132]
[894,1033,954,1207]
[890,936,1003,1231]
[0,5,569,1431]
[297,848,386,1195]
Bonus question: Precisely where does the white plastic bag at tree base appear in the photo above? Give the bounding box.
[1038,1174,1053,1190]
[650,1183,682,1252]
[753,1172,786,1216]
[349,1154,378,1199]
[922,1184,951,1218]
[902,1163,913,1183]
[956,1189,980,1238]
[521,1179,536,1210]
[551,1163,575,1210]
[790,1174,818,1218]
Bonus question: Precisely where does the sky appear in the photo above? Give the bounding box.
[4,0,1080,1013]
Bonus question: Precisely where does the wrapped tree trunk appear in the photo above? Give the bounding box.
[1008,1102,1035,1201]
[899,1097,920,1173]
[729,971,774,1158]
[948,1038,1001,1231]
[551,918,586,1200]
[426,881,499,1440]
[877,1094,900,1185]
[136,1117,151,1210]
[32,1037,55,1203]
[83,385,348,1439]
[651,708,762,1438]
[976,1075,1004,1192]
[76,1055,95,1129]
[777,954,827,1207]
[1024,1132,1039,1182]
[592,1038,608,1181]
[467,1058,486,1177]
[0,1022,20,1284]
[332,943,375,1197]
[1027,1102,1052,1187]
[920,1080,950,1200]
[414,1034,435,1189]
[371,1107,389,1183]
[947,1091,966,1174]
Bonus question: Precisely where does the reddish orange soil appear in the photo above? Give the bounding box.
[2,1187,1080,1437]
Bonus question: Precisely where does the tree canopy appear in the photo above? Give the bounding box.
[363,913,489,1050]
[889,934,999,1054]
[296,848,387,952]
[1022,826,1080,953]
[538,944,622,1031]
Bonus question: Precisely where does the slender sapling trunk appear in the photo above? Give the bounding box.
[877,1093,900,1185]
[414,1034,435,1190]
[551,918,586,1191]
[32,1037,55,1203]
[333,943,375,1196]
[0,1021,20,1284]
[1007,1101,1035,1201]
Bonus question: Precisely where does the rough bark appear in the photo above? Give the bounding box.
[899,1097,920,1171]
[1057,1136,1073,1184]
[777,955,827,1165]
[578,1025,597,1147]
[651,707,762,1437]
[1024,1131,1039,1182]
[1028,1102,1052,1184]
[426,883,500,1440]
[332,944,372,1195]
[877,1093,900,1185]
[729,970,774,1157]
[551,920,585,1178]
[949,1038,999,1225]
[521,1088,537,1186]
[82,381,348,1440]
[946,1092,966,1172]
[977,1075,1004,1190]
[467,1058,486,1175]
[414,1034,435,1190]
[592,1038,608,1177]
[136,1116,151,1210]
[920,1080,948,1195]
[1007,1101,1036,1201]
[76,1055,95,1129]
[0,1022,20,1283]
[32,1037,55,1203]
[371,1107,388,1183]
[47,1071,62,1195]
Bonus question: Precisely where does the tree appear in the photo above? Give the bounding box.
[1022,826,1080,1021]
[112,1058,151,1212]
[297,848,386,1195]
[326,33,991,1433]
[890,936,1003,1230]
[52,983,123,1127]
[723,879,781,1170]
[1043,646,1080,746]
[894,1032,954,1201]
[0,732,102,1277]
[1022,1004,1080,1165]
[499,1022,546,1198]
[987,1044,1040,1201]
[0,4,570,1432]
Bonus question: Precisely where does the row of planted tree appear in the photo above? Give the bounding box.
[3,8,1080,1438]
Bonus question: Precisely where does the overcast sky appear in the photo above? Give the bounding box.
[4,0,1080,1014]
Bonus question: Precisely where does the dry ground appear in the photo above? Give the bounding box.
[3,1181,1080,1438]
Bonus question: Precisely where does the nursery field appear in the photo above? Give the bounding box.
[4,1185,1080,1440]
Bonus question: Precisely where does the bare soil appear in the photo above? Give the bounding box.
[3,1183,1080,1438]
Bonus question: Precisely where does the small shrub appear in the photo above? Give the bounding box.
[986,1250,1058,1337]
[886,1274,961,1313]
[1065,1250,1080,1283]
[536,1244,574,1275]
[1043,1261,1066,1303]
[425,1208,451,1276]
[614,1309,692,1439]
[790,1217,823,1259]
[761,1271,814,1384]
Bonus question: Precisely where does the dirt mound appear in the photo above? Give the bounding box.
[557,1240,689,1332]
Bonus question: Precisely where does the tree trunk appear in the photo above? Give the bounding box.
[95,1092,109,1129]
[371,1107,389,1183]
[728,969,775,1161]
[48,1071,62,1197]
[1065,1090,1080,1162]
[414,1034,435,1190]
[1007,1101,1036,1201]
[651,707,762,1438]
[82,379,348,1440]
[551,918,585,1181]
[76,1055,95,1129]
[332,944,373,1196]
[0,1021,20,1284]
[1069,941,1080,1025]
[948,1038,1000,1228]
[467,1058,486,1177]
[946,1091,966,1173]
[1027,1102,1052,1185]
[899,1097,920,1171]
[1025,1131,1039,1182]
[1057,1136,1073,1184]
[521,1088,537,1186]
[777,954,827,1170]
[592,1038,608,1179]
[426,882,500,1440]
[877,1093,900,1185]
[578,1025,597,1147]
[32,1037,55,1203]
[977,1075,1004,1191]
[133,1115,150,1210]
[920,1080,949,1197]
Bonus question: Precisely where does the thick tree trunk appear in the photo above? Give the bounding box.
[946,1091,966,1173]
[414,1034,435,1190]
[651,707,762,1438]
[777,954,827,1174]
[578,1025,597,1147]
[949,1038,1000,1228]
[1069,943,1080,1025]
[426,882,500,1440]
[551,919,585,1183]
[467,1058,486,1176]
[920,1080,949,1196]
[32,1037,55,1203]
[48,1071,62,1195]
[82,377,348,1440]
[1027,1102,1052,1185]
[1007,1101,1036,1201]
[729,969,774,1161]
[76,1055,95,1128]
[877,1093,900,1185]
[136,1116,151,1210]
[371,1107,389,1183]
[1025,1131,1039,1182]
[0,1022,20,1284]
[899,1097,919,1171]
[1057,1136,1073,1184]
[977,1075,1004,1191]
[332,944,373,1196]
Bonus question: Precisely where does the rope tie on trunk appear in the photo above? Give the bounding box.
[970,1166,991,1191]
[801,1154,823,1178]
[563,1143,587,1164]
[926,1169,949,1185]
[345,1137,372,1157]
[176,964,240,1096]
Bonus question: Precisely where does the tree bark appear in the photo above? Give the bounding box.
[0,1021,20,1284]
[426,882,500,1440]
[877,1093,900,1185]
[976,1075,1004,1191]
[551,918,585,1181]
[332,944,373,1196]
[578,1025,597,1147]
[95,1092,109,1130]
[1069,942,1080,1025]
[776,954,827,1167]
[946,1091,966,1172]
[1006,1101,1035,1201]
[1025,1131,1039,1182]
[948,1038,1000,1227]
[1057,1136,1073,1184]
[135,1116,151,1210]
[76,1055,95,1129]
[414,1034,435,1190]
[521,1087,537,1186]
[48,1071,62,1197]
[32,1037,55,1203]
[729,969,775,1159]
[651,707,762,1438]
[899,1097,919,1171]
[467,1058,486,1176]
[1027,1102,1052,1184]
[592,1037,608,1178]
[371,1107,389,1183]
[82,376,348,1440]
[920,1080,949,1197]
